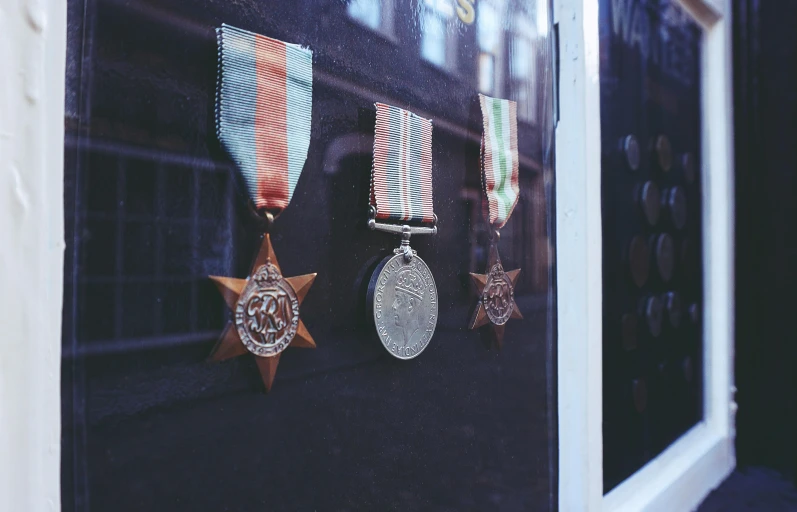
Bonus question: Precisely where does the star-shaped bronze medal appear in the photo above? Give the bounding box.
[469,243,522,349]
[208,234,316,392]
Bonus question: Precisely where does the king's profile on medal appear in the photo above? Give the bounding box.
[392,268,425,347]
[365,103,439,361]
[368,248,438,360]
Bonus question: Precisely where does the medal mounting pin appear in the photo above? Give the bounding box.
[368,206,437,263]
[248,201,278,233]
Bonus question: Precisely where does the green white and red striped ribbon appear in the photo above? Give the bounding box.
[370,103,435,224]
[215,24,313,215]
[479,94,519,229]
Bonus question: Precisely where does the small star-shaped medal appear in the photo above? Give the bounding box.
[469,243,523,349]
[208,234,316,392]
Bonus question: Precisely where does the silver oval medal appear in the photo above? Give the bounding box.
[235,261,300,357]
[368,252,438,360]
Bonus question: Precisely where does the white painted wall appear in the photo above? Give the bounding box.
[0,0,66,511]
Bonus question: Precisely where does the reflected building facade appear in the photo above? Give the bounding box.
[65,0,551,361]
[62,2,556,510]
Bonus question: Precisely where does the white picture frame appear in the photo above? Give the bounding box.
[555,0,736,510]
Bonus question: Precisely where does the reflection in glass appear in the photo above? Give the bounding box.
[512,34,530,80]
[421,0,457,70]
[477,1,501,52]
[536,0,549,36]
[424,0,454,17]
[347,0,381,31]
[61,1,556,510]
[477,0,503,94]
[511,13,537,121]
[421,11,447,67]
[478,53,495,93]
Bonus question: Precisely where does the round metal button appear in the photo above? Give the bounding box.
[645,295,663,337]
[632,378,648,413]
[621,314,638,351]
[628,236,650,287]
[664,186,687,230]
[653,233,675,282]
[654,135,673,172]
[639,181,661,226]
[664,291,682,328]
[621,134,641,171]
[682,152,697,184]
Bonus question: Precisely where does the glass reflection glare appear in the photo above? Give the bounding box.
[477,1,501,52]
[536,0,549,36]
[511,13,536,121]
[420,0,457,70]
[421,12,447,67]
[477,1,500,93]
[347,0,381,30]
[478,54,495,93]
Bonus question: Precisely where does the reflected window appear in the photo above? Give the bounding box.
[421,0,458,70]
[478,54,495,93]
[510,13,538,122]
[71,143,236,356]
[477,0,505,93]
[348,0,395,38]
[348,0,380,30]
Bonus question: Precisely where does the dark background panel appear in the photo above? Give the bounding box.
[599,0,704,491]
[733,0,797,478]
[62,1,558,511]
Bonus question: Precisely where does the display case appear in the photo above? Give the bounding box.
[0,0,738,510]
[556,0,735,510]
[61,1,557,510]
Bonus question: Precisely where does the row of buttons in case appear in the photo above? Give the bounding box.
[622,299,699,348]
[616,133,700,414]
[619,133,697,182]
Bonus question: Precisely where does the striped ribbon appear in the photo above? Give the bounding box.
[479,94,519,229]
[370,103,435,224]
[215,24,313,214]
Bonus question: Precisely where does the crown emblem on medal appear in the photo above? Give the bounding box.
[252,259,282,284]
[488,263,505,280]
[395,269,425,300]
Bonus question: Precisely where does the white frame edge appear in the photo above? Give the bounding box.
[556,0,736,510]
[555,0,604,509]
[0,2,66,511]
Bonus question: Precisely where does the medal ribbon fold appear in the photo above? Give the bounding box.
[216,24,313,214]
[479,94,519,229]
[371,103,435,224]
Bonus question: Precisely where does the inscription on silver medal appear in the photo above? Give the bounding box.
[368,253,438,360]
[235,260,300,357]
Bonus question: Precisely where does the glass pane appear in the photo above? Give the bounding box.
[62,1,557,510]
[598,0,704,492]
